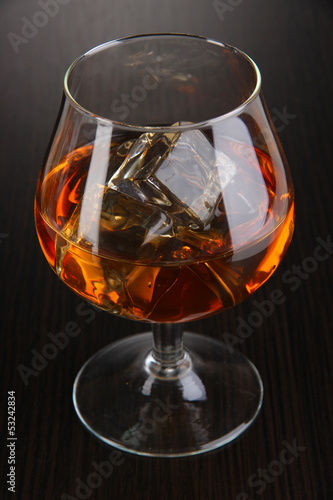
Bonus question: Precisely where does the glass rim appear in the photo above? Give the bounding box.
[64,33,262,132]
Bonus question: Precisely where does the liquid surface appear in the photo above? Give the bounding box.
[35,131,294,322]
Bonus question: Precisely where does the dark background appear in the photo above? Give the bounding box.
[1,0,332,499]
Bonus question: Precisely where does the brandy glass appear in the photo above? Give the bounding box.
[35,34,294,456]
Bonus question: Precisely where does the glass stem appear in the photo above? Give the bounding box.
[152,323,185,367]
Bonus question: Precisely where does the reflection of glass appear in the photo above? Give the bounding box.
[35,34,294,456]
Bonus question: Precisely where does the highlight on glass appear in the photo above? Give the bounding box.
[35,34,294,456]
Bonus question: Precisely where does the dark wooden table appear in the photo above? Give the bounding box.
[1,0,332,498]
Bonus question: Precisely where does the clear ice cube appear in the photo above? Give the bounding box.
[60,182,175,260]
[107,128,235,229]
[58,129,242,264]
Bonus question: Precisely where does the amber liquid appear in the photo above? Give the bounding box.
[35,137,294,323]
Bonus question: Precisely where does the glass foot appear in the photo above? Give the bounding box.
[73,332,263,457]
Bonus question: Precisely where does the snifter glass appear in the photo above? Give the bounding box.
[35,34,294,456]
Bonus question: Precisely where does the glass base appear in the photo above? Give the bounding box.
[73,332,263,457]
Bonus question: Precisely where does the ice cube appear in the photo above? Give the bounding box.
[153,129,229,228]
[60,182,175,260]
[107,131,181,208]
[107,128,234,230]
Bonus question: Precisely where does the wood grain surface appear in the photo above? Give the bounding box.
[1,0,332,499]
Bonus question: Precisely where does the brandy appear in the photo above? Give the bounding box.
[35,130,294,323]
